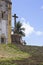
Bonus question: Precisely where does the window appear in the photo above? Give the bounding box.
[2,12,3,18]
[1,11,5,18]
[1,37,4,43]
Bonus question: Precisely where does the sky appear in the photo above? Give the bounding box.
[11,0,43,46]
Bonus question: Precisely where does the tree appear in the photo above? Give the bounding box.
[11,21,25,44]
[14,21,25,37]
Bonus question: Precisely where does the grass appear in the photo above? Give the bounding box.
[0,44,29,60]
[15,44,43,65]
[0,44,29,65]
[0,44,43,65]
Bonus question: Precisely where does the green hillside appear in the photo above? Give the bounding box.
[0,44,29,65]
[16,44,43,65]
[0,44,43,65]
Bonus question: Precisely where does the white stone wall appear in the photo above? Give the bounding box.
[0,0,8,20]
[0,20,8,43]
[1,20,8,37]
[0,0,8,43]
[0,0,11,43]
[0,1,6,11]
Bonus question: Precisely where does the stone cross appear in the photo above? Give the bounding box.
[12,14,18,30]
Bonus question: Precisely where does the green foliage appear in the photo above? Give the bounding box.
[15,45,43,65]
[0,60,17,65]
[0,44,43,65]
[15,21,25,37]
[0,44,29,60]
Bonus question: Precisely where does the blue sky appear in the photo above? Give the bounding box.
[11,0,43,46]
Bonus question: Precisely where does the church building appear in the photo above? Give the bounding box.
[0,0,12,44]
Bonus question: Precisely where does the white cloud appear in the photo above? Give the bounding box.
[20,18,43,36]
[20,18,34,36]
[22,22,34,36]
[35,31,43,36]
[20,17,26,22]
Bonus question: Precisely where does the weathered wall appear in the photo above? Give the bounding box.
[0,0,12,43]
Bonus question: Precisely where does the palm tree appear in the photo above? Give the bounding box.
[15,21,25,36]
[14,21,25,43]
